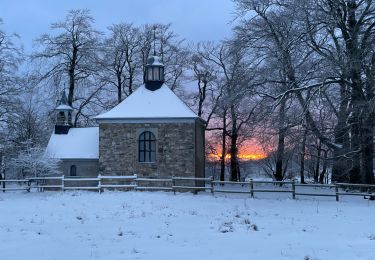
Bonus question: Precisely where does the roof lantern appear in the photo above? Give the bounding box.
[144,26,165,91]
[144,55,165,91]
[55,91,74,134]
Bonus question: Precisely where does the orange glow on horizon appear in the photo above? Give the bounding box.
[208,153,267,161]
[239,153,267,160]
[208,139,267,161]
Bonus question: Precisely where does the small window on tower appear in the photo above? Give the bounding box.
[68,112,72,125]
[159,67,164,81]
[57,111,65,125]
[148,67,153,81]
[153,67,159,81]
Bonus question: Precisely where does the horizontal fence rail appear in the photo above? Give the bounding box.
[0,176,374,201]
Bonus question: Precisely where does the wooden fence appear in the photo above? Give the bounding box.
[0,175,374,201]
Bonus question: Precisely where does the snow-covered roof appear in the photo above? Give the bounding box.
[147,55,164,66]
[56,104,73,111]
[95,84,198,120]
[45,127,99,159]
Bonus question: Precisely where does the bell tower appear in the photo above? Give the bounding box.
[55,91,73,135]
[144,26,165,91]
[144,55,164,91]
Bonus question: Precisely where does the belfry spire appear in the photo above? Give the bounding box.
[54,90,74,134]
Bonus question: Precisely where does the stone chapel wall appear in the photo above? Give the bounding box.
[99,122,197,178]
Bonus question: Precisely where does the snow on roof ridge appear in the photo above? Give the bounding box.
[95,84,199,120]
[46,127,99,159]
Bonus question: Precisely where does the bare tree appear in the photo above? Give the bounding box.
[32,9,103,126]
[304,0,375,184]
[0,18,23,126]
[234,0,317,180]
[11,143,61,178]
[197,41,260,181]
[101,23,141,103]
[0,18,24,172]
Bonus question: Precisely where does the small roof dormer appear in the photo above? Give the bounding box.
[144,55,165,91]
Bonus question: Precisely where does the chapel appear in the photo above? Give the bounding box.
[46,55,205,180]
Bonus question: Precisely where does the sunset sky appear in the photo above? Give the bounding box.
[209,139,267,161]
[0,0,266,161]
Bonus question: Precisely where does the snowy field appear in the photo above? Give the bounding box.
[0,191,374,260]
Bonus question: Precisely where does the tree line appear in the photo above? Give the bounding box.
[1,0,375,184]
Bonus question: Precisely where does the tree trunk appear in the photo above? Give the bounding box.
[128,71,133,95]
[348,98,362,184]
[230,105,240,182]
[360,116,374,184]
[127,54,134,96]
[319,149,327,184]
[220,110,227,182]
[332,84,350,183]
[117,72,122,104]
[346,1,364,184]
[314,141,321,183]
[197,77,207,118]
[300,127,307,184]
[275,97,286,181]
[362,67,375,184]
[67,47,78,107]
[230,132,240,181]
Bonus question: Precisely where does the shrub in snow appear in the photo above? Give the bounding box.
[11,146,61,178]
[243,218,251,225]
[250,224,258,231]
[218,222,234,233]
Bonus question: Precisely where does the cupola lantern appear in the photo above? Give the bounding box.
[55,91,74,135]
[144,55,164,91]
[144,26,165,91]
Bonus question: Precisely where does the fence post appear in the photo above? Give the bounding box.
[27,180,31,192]
[134,174,138,191]
[335,185,339,201]
[210,176,214,195]
[61,175,65,192]
[172,176,176,195]
[292,180,296,199]
[250,179,254,198]
[98,174,102,194]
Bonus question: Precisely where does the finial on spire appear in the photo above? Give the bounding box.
[59,90,69,106]
[153,25,157,56]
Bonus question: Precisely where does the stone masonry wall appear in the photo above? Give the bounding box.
[99,122,197,179]
[61,159,99,177]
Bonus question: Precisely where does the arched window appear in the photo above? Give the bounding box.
[139,131,156,162]
[70,165,77,176]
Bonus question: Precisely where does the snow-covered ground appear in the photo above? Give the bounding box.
[0,191,374,260]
